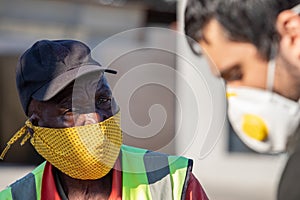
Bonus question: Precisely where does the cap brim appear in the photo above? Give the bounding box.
[32,65,106,101]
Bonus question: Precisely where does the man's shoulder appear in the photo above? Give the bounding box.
[0,162,46,198]
[121,144,192,159]
[121,144,193,170]
[121,144,148,153]
[0,170,36,199]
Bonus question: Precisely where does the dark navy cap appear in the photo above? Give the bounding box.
[16,39,116,116]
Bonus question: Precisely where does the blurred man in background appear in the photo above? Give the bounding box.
[184,0,300,199]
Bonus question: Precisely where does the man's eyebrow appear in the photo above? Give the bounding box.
[56,96,73,108]
[95,86,112,99]
[95,78,111,93]
[201,34,210,45]
[219,65,243,81]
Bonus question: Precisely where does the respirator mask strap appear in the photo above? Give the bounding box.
[266,45,277,92]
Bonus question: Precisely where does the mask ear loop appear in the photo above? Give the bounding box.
[290,3,300,104]
[266,46,277,92]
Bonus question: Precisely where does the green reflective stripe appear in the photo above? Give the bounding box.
[168,156,189,200]
[0,187,13,200]
[31,161,46,200]
[121,145,152,200]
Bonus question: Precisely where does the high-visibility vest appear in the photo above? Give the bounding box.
[0,145,192,200]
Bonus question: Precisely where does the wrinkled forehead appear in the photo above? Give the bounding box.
[49,72,110,104]
[72,71,108,91]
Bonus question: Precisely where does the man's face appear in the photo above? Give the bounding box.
[198,19,269,89]
[32,75,118,128]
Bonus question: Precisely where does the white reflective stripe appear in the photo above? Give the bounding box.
[148,174,173,199]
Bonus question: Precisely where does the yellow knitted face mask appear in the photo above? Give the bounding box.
[1,112,122,180]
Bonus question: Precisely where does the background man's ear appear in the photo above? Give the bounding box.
[277,10,300,38]
[276,10,300,65]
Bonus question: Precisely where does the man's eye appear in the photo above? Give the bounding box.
[96,98,111,106]
[63,108,79,115]
[220,65,243,82]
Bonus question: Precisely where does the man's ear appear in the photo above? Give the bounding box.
[29,113,40,126]
[276,10,300,65]
[28,99,41,126]
[277,10,300,38]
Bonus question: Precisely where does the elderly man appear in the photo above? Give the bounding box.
[184,0,300,199]
[0,40,208,200]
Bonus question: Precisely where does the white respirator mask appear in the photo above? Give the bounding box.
[227,54,300,154]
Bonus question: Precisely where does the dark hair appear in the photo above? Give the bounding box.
[185,0,300,60]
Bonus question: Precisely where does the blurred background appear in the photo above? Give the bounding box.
[0,0,287,199]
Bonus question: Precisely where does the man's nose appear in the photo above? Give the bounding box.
[74,112,101,126]
[83,113,100,125]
